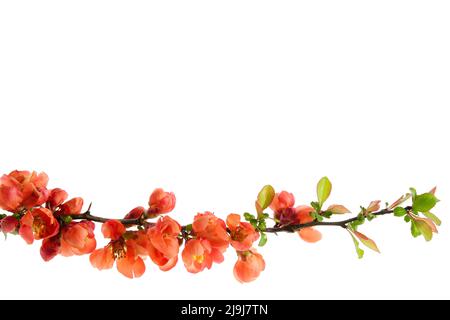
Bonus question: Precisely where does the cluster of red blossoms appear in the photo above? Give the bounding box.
[0,170,271,282]
[1,170,441,282]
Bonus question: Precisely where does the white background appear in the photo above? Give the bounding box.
[1,1,449,300]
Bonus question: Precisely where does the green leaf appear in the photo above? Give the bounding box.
[258,232,268,247]
[0,214,7,220]
[310,201,321,213]
[410,220,421,238]
[317,177,332,207]
[243,213,255,221]
[257,220,267,231]
[257,185,275,212]
[410,188,417,201]
[404,215,411,223]
[415,220,433,241]
[413,193,439,213]
[422,211,441,226]
[185,224,193,232]
[349,231,364,259]
[394,207,407,217]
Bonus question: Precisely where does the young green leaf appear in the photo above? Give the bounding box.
[256,185,275,213]
[317,177,332,207]
[422,211,441,226]
[393,207,407,217]
[415,220,433,241]
[410,220,421,238]
[258,232,268,247]
[352,230,380,253]
[244,212,255,221]
[413,193,439,213]
[326,204,351,214]
[348,230,364,259]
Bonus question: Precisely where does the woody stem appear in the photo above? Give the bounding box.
[68,206,412,233]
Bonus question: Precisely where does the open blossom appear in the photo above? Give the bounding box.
[19,208,59,244]
[0,170,50,212]
[192,212,230,250]
[148,188,176,214]
[182,239,224,273]
[233,249,265,283]
[270,191,299,225]
[90,221,145,279]
[101,220,126,240]
[147,216,181,271]
[226,214,259,251]
[270,191,295,212]
[296,205,322,243]
[60,221,96,256]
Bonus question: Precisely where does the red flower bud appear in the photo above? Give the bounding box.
[148,188,176,214]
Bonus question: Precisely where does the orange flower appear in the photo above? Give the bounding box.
[270,191,295,212]
[47,188,68,209]
[115,243,146,279]
[124,206,145,219]
[90,238,146,279]
[91,222,146,279]
[147,242,179,271]
[0,170,49,212]
[148,188,176,214]
[226,214,259,251]
[182,239,215,273]
[60,221,97,256]
[270,191,299,225]
[296,205,322,243]
[59,197,84,215]
[192,212,230,251]
[101,220,126,240]
[0,216,19,233]
[19,208,59,244]
[89,246,115,270]
[148,216,181,259]
[233,249,265,283]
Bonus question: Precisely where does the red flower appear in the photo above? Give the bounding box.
[101,220,126,240]
[148,216,181,260]
[233,249,265,283]
[19,208,59,244]
[0,170,50,212]
[60,221,96,256]
[182,239,224,273]
[124,206,145,219]
[296,205,322,243]
[226,214,259,251]
[148,188,176,214]
[192,212,230,251]
[0,216,19,233]
[47,188,68,209]
[40,236,61,261]
[90,239,146,279]
[90,221,146,278]
[59,197,84,215]
[270,191,295,212]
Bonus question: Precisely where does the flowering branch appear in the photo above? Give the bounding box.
[0,170,441,282]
